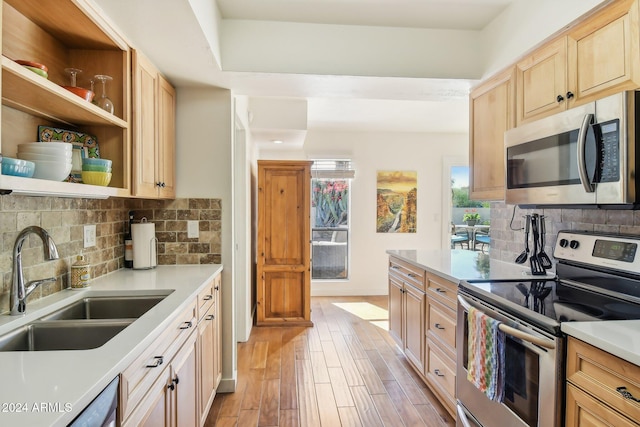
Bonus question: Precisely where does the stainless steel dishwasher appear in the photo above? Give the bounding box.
[67,376,118,427]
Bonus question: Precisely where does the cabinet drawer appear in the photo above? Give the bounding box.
[426,273,457,310]
[426,341,456,407]
[427,298,456,358]
[566,383,638,427]
[389,257,426,291]
[197,278,215,321]
[120,299,197,422]
[567,337,640,422]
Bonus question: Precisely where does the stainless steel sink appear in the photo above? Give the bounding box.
[0,320,133,351]
[40,295,167,320]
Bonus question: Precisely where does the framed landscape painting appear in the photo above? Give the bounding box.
[376,170,417,233]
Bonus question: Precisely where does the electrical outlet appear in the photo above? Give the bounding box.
[187,220,199,238]
[84,224,96,248]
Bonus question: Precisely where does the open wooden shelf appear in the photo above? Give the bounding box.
[4,0,128,50]
[0,174,130,198]
[2,57,128,128]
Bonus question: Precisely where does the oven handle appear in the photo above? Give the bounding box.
[456,404,474,427]
[577,113,595,193]
[457,295,556,350]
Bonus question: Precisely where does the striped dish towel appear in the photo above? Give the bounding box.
[467,305,505,402]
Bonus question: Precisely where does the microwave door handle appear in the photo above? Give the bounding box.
[457,294,556,350]
[577,113,596,193]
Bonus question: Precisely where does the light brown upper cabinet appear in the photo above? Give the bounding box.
[469,68,515,201]
[132,50,176,199]
[0,0,132,197]
[516,37,568,125]
[256,160,312,326]
[517,0,640,125]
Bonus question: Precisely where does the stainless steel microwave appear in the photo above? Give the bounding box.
[505,91,639,208]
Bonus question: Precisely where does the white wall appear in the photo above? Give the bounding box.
[222,20,484,79]
[176,87,237,392]
[481,0,608,77]
[260,130,468,295]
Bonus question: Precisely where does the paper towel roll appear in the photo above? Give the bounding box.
[131,220,157,269]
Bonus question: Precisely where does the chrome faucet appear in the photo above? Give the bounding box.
[10,226,60,315]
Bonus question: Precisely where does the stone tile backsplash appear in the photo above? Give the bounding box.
[490,201,640,264]
[0,195,221,314]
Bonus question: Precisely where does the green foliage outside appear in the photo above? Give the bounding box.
[452,187,489,208]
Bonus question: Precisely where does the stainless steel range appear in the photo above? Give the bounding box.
[456,230,640,427]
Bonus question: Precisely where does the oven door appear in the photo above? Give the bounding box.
[456,292,563,427]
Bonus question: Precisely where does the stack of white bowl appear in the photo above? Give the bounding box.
[17,142,73,181]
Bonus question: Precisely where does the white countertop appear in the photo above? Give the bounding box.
[562,320,640,366]
[0,264,222,426]
[386,249,555,283]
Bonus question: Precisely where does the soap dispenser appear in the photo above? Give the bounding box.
[71,255,90,289]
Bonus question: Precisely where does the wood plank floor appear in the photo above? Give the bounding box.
[204,296,455,427]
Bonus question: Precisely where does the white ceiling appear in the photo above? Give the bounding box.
[216,0,514,30]
[95,0,517,144]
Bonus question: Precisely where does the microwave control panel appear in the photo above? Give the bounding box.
[598,119,620,183]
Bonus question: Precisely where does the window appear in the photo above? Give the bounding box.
[450,166,491,252]
[311,160,353,280]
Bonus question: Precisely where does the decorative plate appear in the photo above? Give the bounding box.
[38,126,100,183]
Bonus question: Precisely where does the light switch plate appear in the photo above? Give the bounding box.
[187,221,199,238]
[84,224,96,248]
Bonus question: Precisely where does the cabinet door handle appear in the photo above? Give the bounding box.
[168,382,175,391]
[566,91,574,100]
[434,323,445,330]
[435,288,447,294]
[215,286,220,291]
[173,376,179,385]
[206,314,215,321]
[179,321,193,330]
[161,182,166,188]
[203,295,213,301]
[434,369,445,377]
[616,386,640,402]
[556,94,565,103]
[146,356,164,368]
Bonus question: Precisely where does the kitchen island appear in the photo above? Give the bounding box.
[386,248,554,417]
[0,264,222,427]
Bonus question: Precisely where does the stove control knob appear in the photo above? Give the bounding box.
[559,238,569,248]
[570,240,580,249]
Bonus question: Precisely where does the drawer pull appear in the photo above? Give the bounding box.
[179,321,193,330]
[435,288,447,294]
[434,323,445,330]
[391,265,400,270]
[146,356,164,368]
[408,273,416,278]
[434,369,445,377]
[616,386,640,402]
[206,314,215,321]
[203,295,213,301]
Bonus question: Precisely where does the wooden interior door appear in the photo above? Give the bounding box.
[257,160,312,326]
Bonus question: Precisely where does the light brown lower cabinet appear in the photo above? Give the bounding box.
[121,273,223,427]
[123,331,198,427]
[388,257,426,375]
[565,337,640,427]
[388,256,457,418]
[198,274,222,426]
